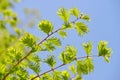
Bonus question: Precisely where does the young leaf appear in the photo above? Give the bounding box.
[81,14,90,22]
[47,37,61,47]
[38,20,54,34]
[59,30,67,38]
[76,60,87,75]
[41,73,52,80]
[32,45,42,52]
[0,20,6,29]
[75,22,89,36]
[14,67,28,80]
[98,41,112,63]
[69,65,77,75]
[70,7,80,18]
[57,8,70,23]
[42,37,61,52]
[62,70,70,80]
[73,75,83,80]
[62,22,73,29]
[43,42,55,52]
[82,41,92,55]
[84,58,94,73]
[76,58,94,75]
[28,62,40,74]
[20,33,36,47]
[44,55,56,68]
[53,70,62,80]
[59,46,77,64]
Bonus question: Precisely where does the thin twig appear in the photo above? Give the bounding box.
[2,17,80,80]
[31,63,65,80]
[31,55,98,80]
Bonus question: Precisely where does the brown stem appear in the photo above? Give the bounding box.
[31,63,65,80]
[31,55,98,80]
[2,18,80,80]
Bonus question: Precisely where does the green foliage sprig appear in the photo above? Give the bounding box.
[0,1,112,80]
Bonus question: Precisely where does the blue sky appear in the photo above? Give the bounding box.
[14,0,120,80]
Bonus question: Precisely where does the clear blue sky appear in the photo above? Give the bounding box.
[14,0,120,80]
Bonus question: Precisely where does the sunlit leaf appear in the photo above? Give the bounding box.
[76,58,94,75]
[70,7,80,18]
[81,14,90,21]
[62,70,70,80]
[82,41,92,55]
[59,46,77,64]
[44,55,56,67]
[57,8,70,23]
[20,33,36,47]
[59,30,67,38]
[69,65,77,75]
[98,41,112,63]
[38,20,54,34]
[75,22,89,36]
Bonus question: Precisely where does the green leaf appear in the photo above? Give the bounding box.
[81,14,90,21]
[28,62,40,74]
[57,8,70,23]
[30,74,39,80]
[84,58,94,73]
[32,45,42,52]
[3,9,12,16]
[41,73,52,80]
[47,37,61,47]
[70,7,80,18]
[14,67,28,80]
[69,65,77,75]
[104,56,110,63]
[59,30,67,38]
[75,22,89,36]
[76,60,87,75]
[62,22,73,29]
[98,41,112,63]
[43,42,55,52]
[73,75,83,80]
[38,20,54,34]
[0,20,6,29]
[53,70,62,80]
[82,41,92,55]
[62,70,70,80]
[76,58,94,75]
[20,33,36,47]
[59,46,77,64]
[44,55,56,67]
[43,37,61,52]
[27,54,41,63]
[7,47,22,61]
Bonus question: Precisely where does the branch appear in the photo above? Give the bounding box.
[2,18,81,80]
[2,28,62,80]
[31,55,98,80]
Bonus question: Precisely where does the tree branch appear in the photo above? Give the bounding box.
[2,18,81,80]
[31,55,98,80]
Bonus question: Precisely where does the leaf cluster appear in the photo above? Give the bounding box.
[0,1,113,80]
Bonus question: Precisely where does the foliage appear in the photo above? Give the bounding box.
[98,41,112,62]
[0,0,112,80]
[59,46,77,64]
[38,20,53,34]
[75,22,89,36]
[70,7,80,18]
[57,8,70,23]
[82,41,92,55]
